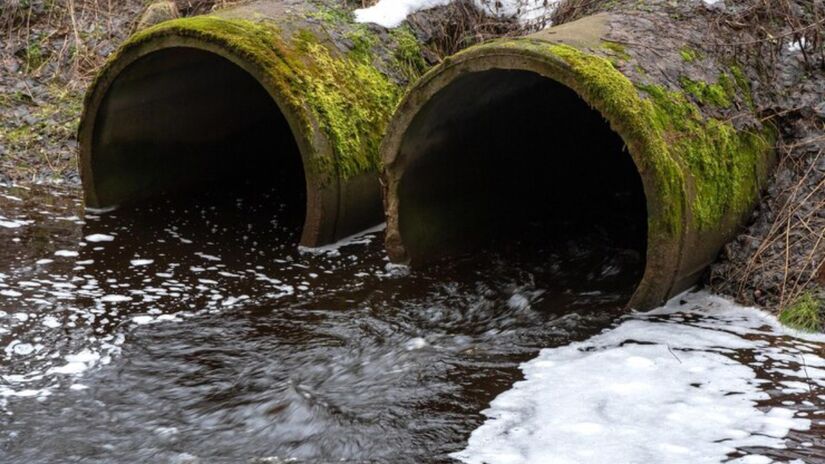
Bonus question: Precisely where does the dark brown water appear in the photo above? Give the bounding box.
[0,182,639,463]
[0,183,823,463]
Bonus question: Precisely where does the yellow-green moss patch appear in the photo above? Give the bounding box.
[102,15,410,182]
[639,82,773,228]
[475,39,687,239]
[679,76,732,108]
[679,47,699,62]
[465,39,772,235]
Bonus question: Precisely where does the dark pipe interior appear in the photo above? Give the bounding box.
[91,47,305,221]
[398,69,647,296]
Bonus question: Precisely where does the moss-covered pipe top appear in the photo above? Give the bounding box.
[78,0,428,246]
[381,12,775,309]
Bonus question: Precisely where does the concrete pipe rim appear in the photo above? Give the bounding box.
[380,39,690,309]
[77,27,337,247]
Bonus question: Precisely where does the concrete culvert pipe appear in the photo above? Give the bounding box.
[381,13,776,309]
[78,0,427,247]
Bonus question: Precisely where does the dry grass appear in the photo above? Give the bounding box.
[745,148,823,308]
[710,0,825,72]
[407,0,536,61]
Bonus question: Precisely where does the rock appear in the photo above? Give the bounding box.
[135,1,179,31]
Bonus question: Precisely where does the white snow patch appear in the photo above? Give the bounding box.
[130,259,154,267]
[355,0,558,28]
[452,291,823,464]
[355,0,451,28]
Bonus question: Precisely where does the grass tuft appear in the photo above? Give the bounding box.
[779,292,823,332]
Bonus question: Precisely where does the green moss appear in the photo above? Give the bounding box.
[779,292,823,332]
[390,25,428,82]
[107,15,408,182]
[679,76,732,108]
[470,39,772,235]
[601,41,631,61]
[292,30,401,178]
[307,4,351,24]
[679,47,699,62]
[639,82,772,228]
[729,65,755,110]
[537,42,686,238]
[345,25,378,63]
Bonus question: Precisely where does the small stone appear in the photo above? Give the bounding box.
[135,1,179,31]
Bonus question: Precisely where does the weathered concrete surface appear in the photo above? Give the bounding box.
[79,0,427,246]
[381,10,776,309]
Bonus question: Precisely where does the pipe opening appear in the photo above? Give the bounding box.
[397,69,648,299]
[89,47,306,231]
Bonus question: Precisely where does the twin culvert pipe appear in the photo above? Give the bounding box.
[79,2,775,309]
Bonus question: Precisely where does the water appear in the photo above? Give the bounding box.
[0,183,822,463]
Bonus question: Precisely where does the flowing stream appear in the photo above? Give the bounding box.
[0,183,822,463]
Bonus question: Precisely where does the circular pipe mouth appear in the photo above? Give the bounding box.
[381,43,688,309]
[78,33,337,247]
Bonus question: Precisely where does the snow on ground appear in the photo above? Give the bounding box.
[355,0,559,28]
[452,291,825,464]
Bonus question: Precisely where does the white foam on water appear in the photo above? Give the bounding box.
[48,349,101,375]
[41,316,61,328]
[54,250,79,258]
[132,315,156,325]
[299,223,386,256]
[452,291,825,464]
[85,233,115,242]
[85,205,118,214]
[0,217,32,228]
[100,294,132,303]
[194,252,222,262]
[0,193,23,202]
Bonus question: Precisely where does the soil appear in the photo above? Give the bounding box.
[0,0,822,322]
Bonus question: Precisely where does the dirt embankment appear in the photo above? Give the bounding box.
[0,0,822,326]
[0,0,226,184]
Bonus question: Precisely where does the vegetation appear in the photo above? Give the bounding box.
[779,292,824,332]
